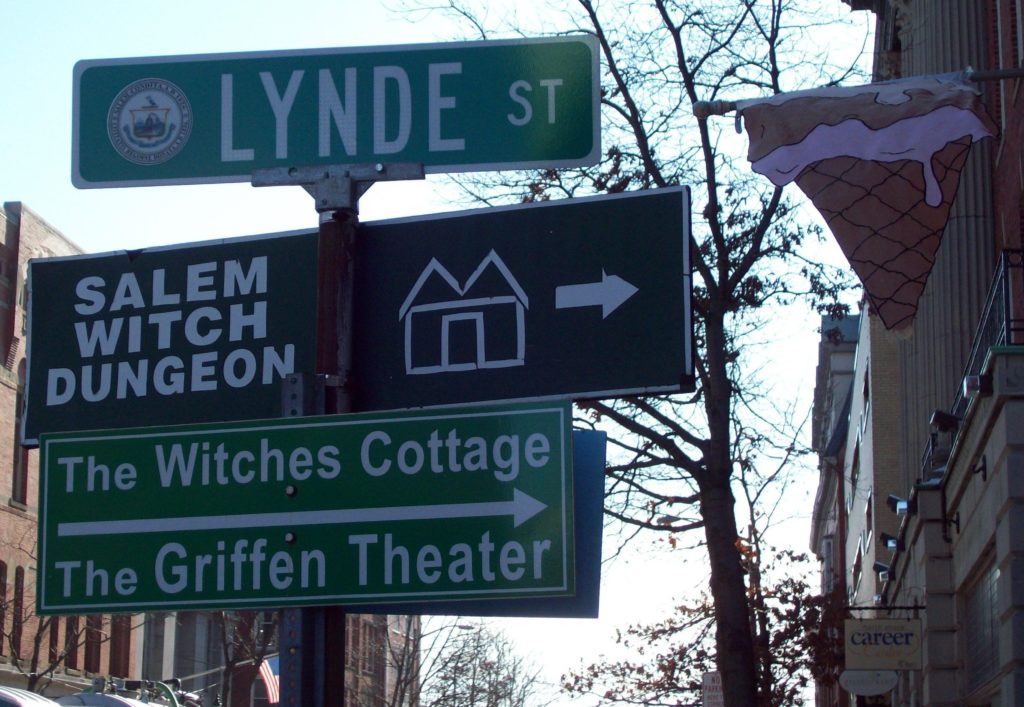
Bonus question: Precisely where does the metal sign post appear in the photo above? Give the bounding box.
[253,163,423,412]
[254,163,424,707]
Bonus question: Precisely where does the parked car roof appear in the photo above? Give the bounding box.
[0,687,61,706]
[54,695,151,707]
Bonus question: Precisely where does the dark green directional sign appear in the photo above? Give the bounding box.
[37,401,573,613]
[354,187,693,410]
[23,231,318,445]
[73,37,599,187]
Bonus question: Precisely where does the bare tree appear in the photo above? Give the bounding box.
[563,547,828,706]
[5,609,117,694]
[216,610,277,707]
[379,617,545,707]
[0,527,141,694]
[398,1,863,704]
[565,419,835,706]
[421,621,545,707]
[382,615,457,707]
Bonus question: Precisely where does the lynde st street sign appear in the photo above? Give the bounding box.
[37,401,574,613]
[22,231,318,445]
[73,37,599,188]
[354,187,694,410]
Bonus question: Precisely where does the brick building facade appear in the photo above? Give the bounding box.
[812,1,1024,704]
[0,203,138,695]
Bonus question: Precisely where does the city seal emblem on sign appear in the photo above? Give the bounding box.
[107,78,192,165]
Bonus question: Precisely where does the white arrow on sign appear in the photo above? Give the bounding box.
[555,270,638,318]
[57,488,547,537]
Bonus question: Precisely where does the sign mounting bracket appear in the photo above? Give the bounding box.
[252,162,425,213]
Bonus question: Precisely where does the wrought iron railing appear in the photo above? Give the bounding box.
[921,250,1024,480]
[949,250,1024,421]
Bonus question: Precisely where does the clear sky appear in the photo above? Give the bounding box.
[2,1,866,703]
[1,0,468,254]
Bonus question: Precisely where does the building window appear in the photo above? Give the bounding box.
[12,567,24,654]
[847,443,861,515]
[0,561,6,656]
[11,360,28,505]
[851,546,863,600]
[108,615,130,677]
[965,561,1000,693]
[996,0,1022,124]
[861,364,870,433]
[84,615,102,673]
[346,615,361,670]
[49,617,61,665]
[1012,0,1023,66]
[18,279,26,337]
[821,535,836,593]
[65,616,79,670]
[367,619,386,683]
[865,493,874,542]
[259,611,275,641]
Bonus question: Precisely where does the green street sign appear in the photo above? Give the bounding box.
[37,401,574,613]
[23,231,318,445]
[73,37,600,187]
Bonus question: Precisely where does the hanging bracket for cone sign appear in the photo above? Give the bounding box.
[252,162,425,213]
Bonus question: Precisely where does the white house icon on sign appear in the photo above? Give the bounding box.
[399,250,529,375]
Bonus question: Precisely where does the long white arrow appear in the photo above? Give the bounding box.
[56,488,547,538]
[555,270,638,318]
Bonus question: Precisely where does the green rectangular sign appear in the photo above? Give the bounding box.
[23,231,318,445]
[37,401,573,613]
[73,37,600,187]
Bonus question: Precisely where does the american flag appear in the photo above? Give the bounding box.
[258,655,280,704]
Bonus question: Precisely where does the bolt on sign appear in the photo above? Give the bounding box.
[37,401,574,613]
[72,36,599,188]
[844,618,923,670]
[22,231,318,445]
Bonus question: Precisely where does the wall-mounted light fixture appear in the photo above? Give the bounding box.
[963,373,992,399]
[880,532,903,552]
[886,494,909,515]
[929,409,960,433]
